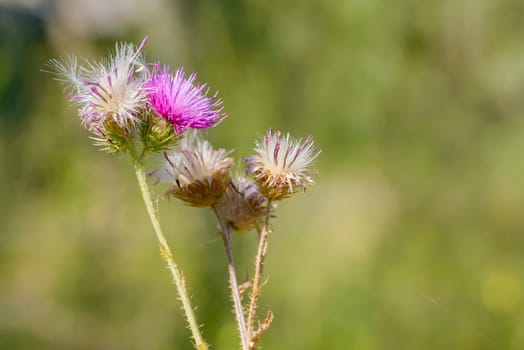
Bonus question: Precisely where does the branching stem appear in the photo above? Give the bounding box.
[212,205,249,350]
[246,199,273,349]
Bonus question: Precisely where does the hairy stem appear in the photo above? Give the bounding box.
[212,205,249,350]
[246,199,273,349]
[134,160,208,350]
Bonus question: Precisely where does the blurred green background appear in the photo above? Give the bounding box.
[2,0,524,349]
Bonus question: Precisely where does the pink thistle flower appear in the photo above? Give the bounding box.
[146,63,226,135]
[245,129,320,200]
[49,37,149,131]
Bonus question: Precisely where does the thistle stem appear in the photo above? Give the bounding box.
[134,160,208,350]
[246,199,272,349]
[212,205,249,350]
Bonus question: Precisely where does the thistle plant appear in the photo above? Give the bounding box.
[49,36,320,350]
[48,36,221,350]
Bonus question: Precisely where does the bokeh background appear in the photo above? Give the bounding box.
[2,0,524,349]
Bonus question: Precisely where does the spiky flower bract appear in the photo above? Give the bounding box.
[245,129,320,200]
[49,37,149,132]
[155,131,233,207]
[146,63,226,135]
[215,177,272,232]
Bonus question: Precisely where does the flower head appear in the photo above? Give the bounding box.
[155,131,233,207]
[49,37,149,132]
[215,177,272,232]
[146,64,226,135]
[245,129,320,200]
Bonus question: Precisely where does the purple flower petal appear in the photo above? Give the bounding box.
[146,63,226,134]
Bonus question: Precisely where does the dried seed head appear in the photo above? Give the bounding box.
[215,177,272,233]
[156,131,233,207]
[245,129,320,200]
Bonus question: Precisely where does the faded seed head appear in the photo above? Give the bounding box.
[215,177,272,232]
[156,131,233,207]
[245,129,320,200]
[49,37,149,134]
